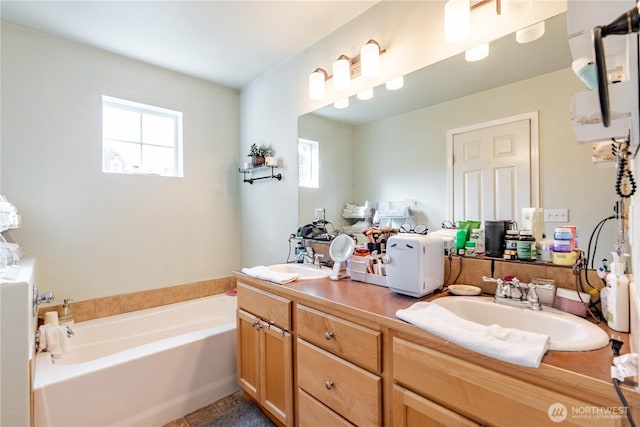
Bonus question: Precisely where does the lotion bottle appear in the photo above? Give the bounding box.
[606,252,629,332]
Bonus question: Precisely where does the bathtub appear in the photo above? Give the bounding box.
[33,293,239,427]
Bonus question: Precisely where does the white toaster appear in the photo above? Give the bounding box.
[385,234,444,298]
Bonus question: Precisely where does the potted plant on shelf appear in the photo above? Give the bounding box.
[248,144,274,167]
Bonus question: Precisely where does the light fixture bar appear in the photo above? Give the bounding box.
[470,0,501,14]
[308,39,387,101]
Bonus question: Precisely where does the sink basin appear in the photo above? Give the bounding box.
[267,263,332,280]
[432,296,609,351]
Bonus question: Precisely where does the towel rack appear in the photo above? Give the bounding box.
[238,165,283,184]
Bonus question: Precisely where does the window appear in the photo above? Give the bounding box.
[102,96,183,177]
[298,138,319,188]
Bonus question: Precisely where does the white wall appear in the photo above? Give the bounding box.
[240,1,567,267]
[1,23,241,300]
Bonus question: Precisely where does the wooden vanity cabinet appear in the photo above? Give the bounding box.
[296,304,383,427]
[236,283,293,426]
[392,337,607,427]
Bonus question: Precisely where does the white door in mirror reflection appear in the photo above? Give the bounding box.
[452,118,531,222]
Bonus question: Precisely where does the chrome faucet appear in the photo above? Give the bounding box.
[313,254,324,269]
[506,278,524,300]
[294,253,313,264]
[483,276,542,311]
[294,252,324,269]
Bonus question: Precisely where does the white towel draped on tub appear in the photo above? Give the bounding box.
[241,266,299,284]
[396,301,549,368]
[38,325,69,357]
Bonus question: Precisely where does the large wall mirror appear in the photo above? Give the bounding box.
[299,13,618,263]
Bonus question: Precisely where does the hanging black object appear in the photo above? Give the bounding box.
[593,1,640,127]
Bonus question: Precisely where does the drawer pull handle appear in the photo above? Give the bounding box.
[325,381,334,390]
[324,332,334,340]
[254,323,262,330]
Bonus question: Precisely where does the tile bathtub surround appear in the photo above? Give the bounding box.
[39,276,237,323]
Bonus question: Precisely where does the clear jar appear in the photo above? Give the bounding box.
[503,230,519,260]
[469,228,485,254]
[537,239,553,262]
[517,230,536,261]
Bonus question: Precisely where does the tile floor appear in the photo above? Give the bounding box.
[162,390,246,427]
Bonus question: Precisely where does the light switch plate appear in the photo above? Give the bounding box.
[544,208,569,222]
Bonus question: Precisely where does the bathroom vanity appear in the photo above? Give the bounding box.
[234,273,639,426]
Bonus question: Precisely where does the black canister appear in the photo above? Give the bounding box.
[485,220,506,257]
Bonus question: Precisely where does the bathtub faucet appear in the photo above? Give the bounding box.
[65,326,75,337]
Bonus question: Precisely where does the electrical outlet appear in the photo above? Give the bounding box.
[544,208,569,222]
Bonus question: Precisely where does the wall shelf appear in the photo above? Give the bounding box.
[238,165,282,184]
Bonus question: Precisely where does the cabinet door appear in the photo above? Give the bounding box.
[393,385,480,427]
[260,321,293,426]
[237,309,261,401]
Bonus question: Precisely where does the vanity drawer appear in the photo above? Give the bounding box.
[393,337,596,426]
[237,282,291,330]
[296,304,381,372]
[297,339,381,427]
[298,388,356,427]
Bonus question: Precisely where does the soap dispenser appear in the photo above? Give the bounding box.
[59,298,75,326]
[605,252,629,332]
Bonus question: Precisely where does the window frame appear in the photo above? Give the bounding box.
[101,95,183,177]
[298,137,319,189]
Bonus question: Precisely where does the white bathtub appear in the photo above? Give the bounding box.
[33,293,239,427]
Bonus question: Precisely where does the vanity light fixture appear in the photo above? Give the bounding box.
[385,76,404,90]
[309,68,327,100]
[516,21,545,44]
[357,88,374,100]
[333,55,352,90]
[334,98,349,109]
[360,40,381,78]
[307,39,387,101]
[465,42,490,61]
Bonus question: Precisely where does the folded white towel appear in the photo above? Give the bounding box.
[396,301,549,368]
[38,324,69,357]
[241,266,299,284]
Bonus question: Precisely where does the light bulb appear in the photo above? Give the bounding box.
[516,21,545,44]
[444,0,470,43]
[308,68,326,100]
[465,43,489,62]
[360,40,381,78]
[357,88,374,100]
[385,76,404,90]
[334,98,349,109]
[333,55,351,90]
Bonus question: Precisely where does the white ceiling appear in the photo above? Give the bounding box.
[0,0,377,89]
